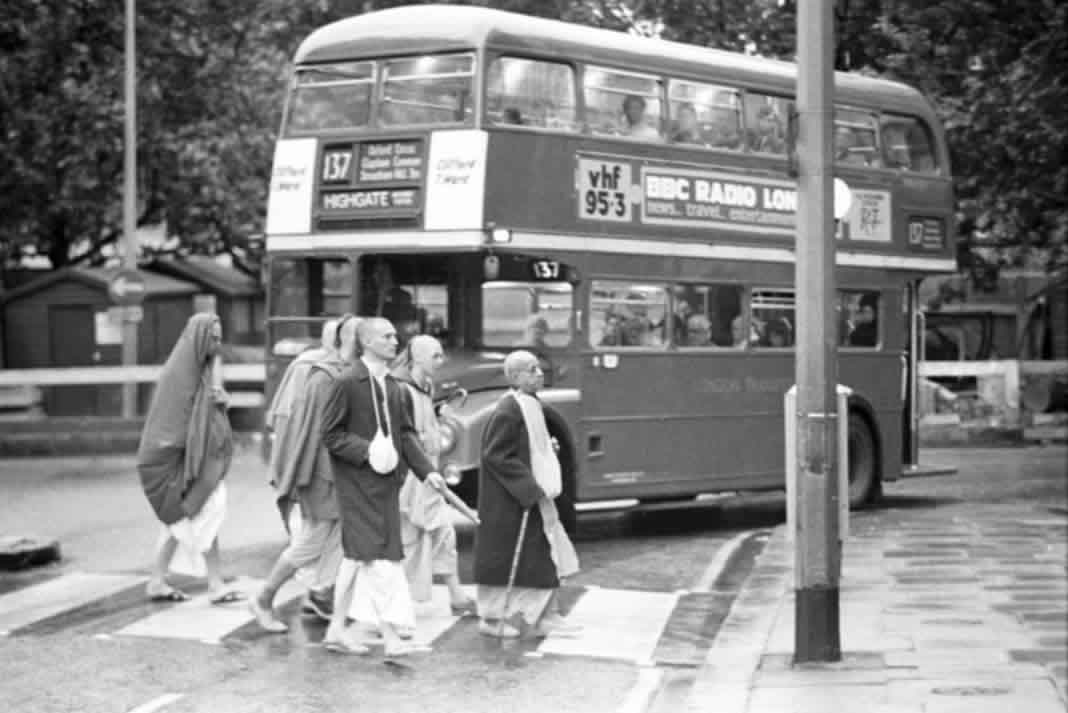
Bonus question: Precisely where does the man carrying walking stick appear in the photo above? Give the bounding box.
[473,350,582,639]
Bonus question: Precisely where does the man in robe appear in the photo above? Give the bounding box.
[320,317,447,656]
[249,316,358,631]
[474,350,582,638]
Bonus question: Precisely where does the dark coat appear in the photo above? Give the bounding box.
[473,394,558,590]
[321,360,435,562]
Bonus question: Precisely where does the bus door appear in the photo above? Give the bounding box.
[902,279,922,469]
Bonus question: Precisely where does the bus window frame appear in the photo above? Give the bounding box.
[282,61,378,137]
[483,53,581,133]
[266,254,357,320]
[833,104,883,169]
[878,112,942,176]
[666,78,744,151]
[376,51,478,129]
[580,64,666,142]
[741,90,793,157]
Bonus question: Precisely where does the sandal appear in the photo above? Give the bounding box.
[450,600,478,617]
[209,590,246,606]
[324,636,370,656]
[147,586,190,603]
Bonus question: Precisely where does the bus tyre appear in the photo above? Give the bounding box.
[847,411,878,508]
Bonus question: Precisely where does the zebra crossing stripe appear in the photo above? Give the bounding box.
[117,576,304,644]
[538,587,680,664]
[0,572,146,635]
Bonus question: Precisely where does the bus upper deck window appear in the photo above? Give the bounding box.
[880,115,939,174]
[380,54,474,127]
[487,57,577,131]
[668,80,742,150]
[834,108,881,167]
[744,94,791,155]
[285,62,375,134]
[584,67,662,141]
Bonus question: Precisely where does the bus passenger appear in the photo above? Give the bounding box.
[750,105,785,154]
[671,103,701,144]
[685,314,713,346]
[848,293,879,346]
[731,315,758,348]
[503,107,524,125]
[764,318,792,348]
[600,313,624,346]
[621,95,660,139]
[521,315,550,350]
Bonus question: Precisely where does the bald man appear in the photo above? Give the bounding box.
[321,317,446,656]
[474,350,581,639]
[251,315,359,632]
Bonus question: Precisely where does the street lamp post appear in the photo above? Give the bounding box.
[122,0,139,419]
[793,0,842,662]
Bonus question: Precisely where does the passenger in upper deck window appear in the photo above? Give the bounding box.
[749,106,785,154]
[621,95,660,140]
[670,103,702,145]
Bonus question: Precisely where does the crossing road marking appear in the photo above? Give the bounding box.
[118,576,303,644]
[538,587,680,664]
[0,572,146,635]
[126,693,184,713]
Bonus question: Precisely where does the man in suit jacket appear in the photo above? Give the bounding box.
[474,350,581,639]
[321,317,446,657]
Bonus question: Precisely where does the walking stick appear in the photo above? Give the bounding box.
[498,508,530,639]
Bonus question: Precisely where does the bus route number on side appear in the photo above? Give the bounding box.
[577,158,633,223]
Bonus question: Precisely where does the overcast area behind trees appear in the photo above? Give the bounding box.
[1,0,1064,285]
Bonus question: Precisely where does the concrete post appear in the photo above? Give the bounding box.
[122,0,139,419]
[793,0,842,663]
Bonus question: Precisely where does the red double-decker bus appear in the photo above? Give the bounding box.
[263,5,956,527]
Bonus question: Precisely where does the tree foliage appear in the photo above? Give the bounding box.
[0,0,1064,275]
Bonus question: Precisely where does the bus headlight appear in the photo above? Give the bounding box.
[443,462,463,487]
[438,421,457,454]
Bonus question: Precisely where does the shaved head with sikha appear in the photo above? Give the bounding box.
[504,350,543,395]
[320,319,340,353]
[358,317,398,364]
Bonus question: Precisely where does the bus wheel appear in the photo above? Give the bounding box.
[848,411,878,508]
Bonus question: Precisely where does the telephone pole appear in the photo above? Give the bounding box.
[793,0,842,663]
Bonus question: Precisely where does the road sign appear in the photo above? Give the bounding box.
[107,305,143,323]
[108,270,146,305]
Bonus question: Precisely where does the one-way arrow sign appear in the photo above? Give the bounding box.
[108,269,146,305]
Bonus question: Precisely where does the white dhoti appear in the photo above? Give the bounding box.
[400,473,459,602]
[349,559,416,630]
[161,482,227,577]
[286,505,343,591]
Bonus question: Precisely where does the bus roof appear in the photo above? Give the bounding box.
[295,4,937,121]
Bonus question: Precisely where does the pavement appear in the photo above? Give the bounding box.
[678,500,1068,713]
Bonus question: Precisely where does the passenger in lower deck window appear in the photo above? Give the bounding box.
[763,318,792,348]
[848,293,879,347]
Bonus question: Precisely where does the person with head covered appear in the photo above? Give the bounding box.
[474,350,581,639]
[393,335,477,616]
[137,313,238,604]
[249,315,359,632]
[319,317,447,657]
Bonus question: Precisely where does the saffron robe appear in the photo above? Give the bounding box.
[137,313,233,526]
[321,359,436,562]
